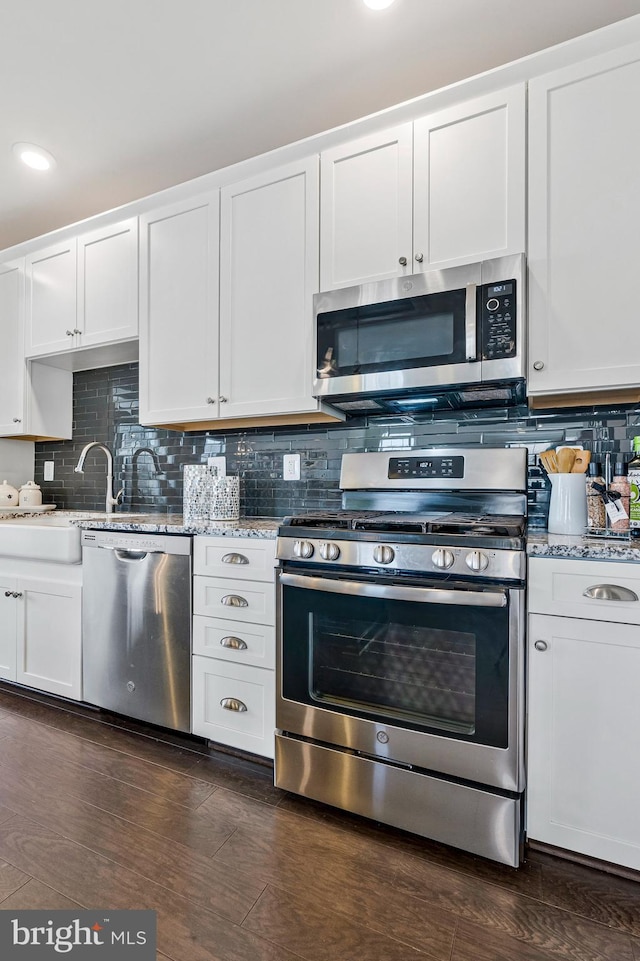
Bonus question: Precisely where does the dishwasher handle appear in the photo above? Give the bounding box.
[91,545,164,561]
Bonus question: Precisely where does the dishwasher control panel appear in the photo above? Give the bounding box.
[81,530,192,554]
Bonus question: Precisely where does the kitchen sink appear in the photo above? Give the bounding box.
[0,512,150,563]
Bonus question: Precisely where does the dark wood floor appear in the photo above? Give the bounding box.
[0,688,636,961]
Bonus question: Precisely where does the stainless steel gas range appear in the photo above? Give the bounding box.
[274,447,527,866]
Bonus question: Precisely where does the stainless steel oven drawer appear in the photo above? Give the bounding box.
[275,733,522,867]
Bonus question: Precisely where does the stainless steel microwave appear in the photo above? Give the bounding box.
[313,254,525,414]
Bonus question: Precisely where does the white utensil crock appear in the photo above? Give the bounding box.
[548,473,588,535]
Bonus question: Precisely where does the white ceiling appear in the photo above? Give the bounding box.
[3,0,640,250]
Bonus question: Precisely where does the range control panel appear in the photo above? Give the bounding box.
[388,455,464,480]
[481,280,517,360]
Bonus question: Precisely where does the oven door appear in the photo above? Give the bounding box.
[313,263,482,399]
[277,569,524,792]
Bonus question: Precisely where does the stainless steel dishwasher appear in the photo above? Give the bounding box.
[81,530,192,732]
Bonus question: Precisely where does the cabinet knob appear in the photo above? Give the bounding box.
[221,594,248,608]
[220,635,248,651]
[4,591,12,598]
[534,640,548,652]
[12,418,21,423]
[532,361,545,371]
[220,697,247,713]
[398,256,408,267]
[414,253,424,263]
[206,397,215,405]
[73,328,82,335]
[219,396,228,404]
[221,552,249,565]
[66,330,75,337]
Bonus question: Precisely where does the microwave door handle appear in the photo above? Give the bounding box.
[279,572,506,608]
[465,283,477,361]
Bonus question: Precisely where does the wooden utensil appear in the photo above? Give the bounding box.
[571,450,591,473]
[539,450,558,474]
[556,447,577,473]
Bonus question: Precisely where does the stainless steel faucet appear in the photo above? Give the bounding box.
[74,442,125,513]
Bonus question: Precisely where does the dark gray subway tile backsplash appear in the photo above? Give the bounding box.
[33,363,640,528]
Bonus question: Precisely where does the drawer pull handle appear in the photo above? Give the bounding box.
[221,594,248,608]
[221,552,249,565]
[534,640,548,652]
[220,635,248,650]
[582,584,638,602]
[220,697,247,713]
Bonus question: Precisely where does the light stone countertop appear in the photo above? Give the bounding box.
[527,531,640,562]
[72,514,281,538]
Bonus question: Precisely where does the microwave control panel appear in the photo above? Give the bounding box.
[481,280,517,360]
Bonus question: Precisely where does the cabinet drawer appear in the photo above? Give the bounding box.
[194,536,276,582]
[193,615,275,669]
[193,575,275,625]
[192,655,275,758]
[528,557,640,624]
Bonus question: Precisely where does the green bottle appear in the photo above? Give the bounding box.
[628,436,640,531]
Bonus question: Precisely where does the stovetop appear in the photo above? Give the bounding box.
[281,510,525,539]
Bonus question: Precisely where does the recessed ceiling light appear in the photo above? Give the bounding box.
[363,0,396,8]
[12,142,56,171]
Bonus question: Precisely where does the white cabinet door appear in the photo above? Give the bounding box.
[77,217,138,347]
[528,43,640,397]
[192,655,275,758]
[0,580,18,681]
[219,157,320,418]
[139,193,220,426]
[25,239,77,356]
[413,85,526,270]
[320,125,413,289]
[0,260,70,440]
[527,613,640,870]
[16,578,82,700]
[0,260,26,436]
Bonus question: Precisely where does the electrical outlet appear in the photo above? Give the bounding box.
[283,453,301,481]
[207,456,227,476]
[43,461,54,481]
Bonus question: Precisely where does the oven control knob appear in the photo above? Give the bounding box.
[466,550,489,572]
[319,541,340,561]
[432,548,454,570]
[373,545,395,565]
[293,539,315,559]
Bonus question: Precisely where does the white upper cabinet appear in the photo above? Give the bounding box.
[319,85,525,289]
[77,217,138,347]
[25,239,77,356]
[0,260,27,436]
[0,258,71,440]
[320,126,413,289]
[25,217,139,360]
[413,85,525,270]
[139,193,220,426]
[528,43,640,399]
[219,157,321,418]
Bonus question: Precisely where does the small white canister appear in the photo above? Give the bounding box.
[19,481,43,508]
[0,479,20,507]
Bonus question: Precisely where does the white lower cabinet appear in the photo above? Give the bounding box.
[527,557,640,870]
[192,656,275,758]
[0,571,82,700]
[191,535,276,759]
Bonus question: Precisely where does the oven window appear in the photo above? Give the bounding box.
[312,617,476,734]
[282,581,509,748]
[316,288,469,379]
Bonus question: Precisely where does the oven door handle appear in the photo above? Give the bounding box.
[279,572,507,608]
